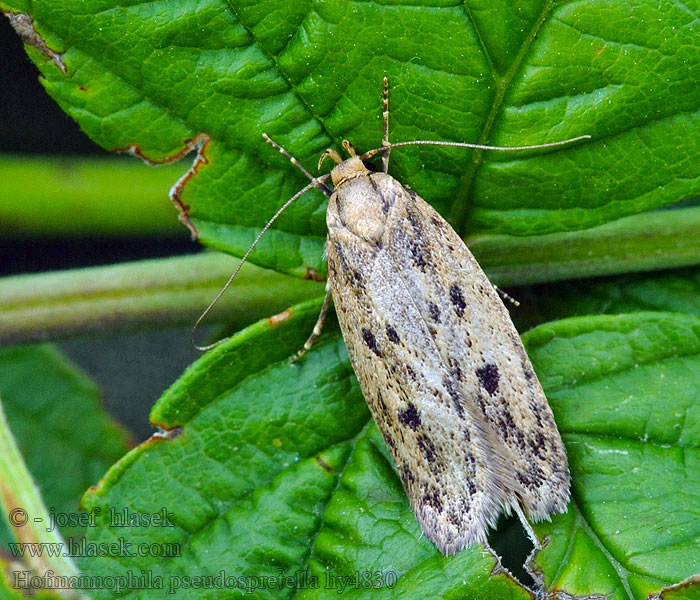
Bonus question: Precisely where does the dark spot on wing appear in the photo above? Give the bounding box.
[417,434,437,463]
[475,395,488,418]
[464,451,476,477]
[497,417,509,440]
[411,243,426,269]
[443,377,464,418]
[497,406,519,442]
[448,361,463,382]
[386,324,400,344]
[376,391,390,418]
[422,485,444,512]
[477,364,499,395]
[502,408,516,436]
[531,403,544,428]
[400,464,415,486]
[447,511,461,526]
[428,302,441,322]
[398,402,421,431]
[517,471,531,488]
[528,464,544,487]
[450,284,466,317]
[406,207,421,230]
[361,328,382,357]
[529,432,546,459]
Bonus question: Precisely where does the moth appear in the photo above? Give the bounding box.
[196,79,588,556]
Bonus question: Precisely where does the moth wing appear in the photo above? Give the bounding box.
[328,237,503,554]
[326,173,568,554]
[379,175,570,521]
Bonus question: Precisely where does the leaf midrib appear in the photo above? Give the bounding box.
[452,1,557,234]
[226,2,336,151]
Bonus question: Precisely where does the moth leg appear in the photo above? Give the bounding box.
[291,286,333,362]
[495,285,520,307]
[381,76,391,174]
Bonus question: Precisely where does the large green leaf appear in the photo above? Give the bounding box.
[526,313,700,598]
[3,0,700,278]
[76,303,699,599]
[3,2,700,598]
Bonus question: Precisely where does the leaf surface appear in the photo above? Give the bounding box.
[76,304,700,599]
[3,0,700,277]
[0,345,130,549]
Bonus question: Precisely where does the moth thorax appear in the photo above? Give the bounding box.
[330,155,370,188]
[333,176,387,244]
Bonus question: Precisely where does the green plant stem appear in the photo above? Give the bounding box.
[1,207,699,345]
[0,398,84,599]
[0,155,185,236]
[0,253,324,345]
[470,206,700,286]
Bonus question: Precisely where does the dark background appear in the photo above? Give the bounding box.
[0,15,199,275]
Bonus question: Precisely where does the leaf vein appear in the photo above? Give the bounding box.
[450,0,557,233]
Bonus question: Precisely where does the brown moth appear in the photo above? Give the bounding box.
[196,78,588,556]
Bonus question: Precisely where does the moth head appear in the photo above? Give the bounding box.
[319,140,370,188]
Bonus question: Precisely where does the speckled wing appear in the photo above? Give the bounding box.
[325,172,569,555]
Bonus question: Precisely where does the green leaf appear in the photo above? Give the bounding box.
[4,0,700,277]
[76,304,699,599]
[79,300,530,598]
[525,313,700,598]
[4,2,700,597]
[0,345,131,550]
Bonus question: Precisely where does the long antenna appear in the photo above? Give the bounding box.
[191,120,590,351]
[361,134,591,161]
[191,174,330,351]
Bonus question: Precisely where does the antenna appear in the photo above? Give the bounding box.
[361,135,591,162]
[191,163,331,351]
